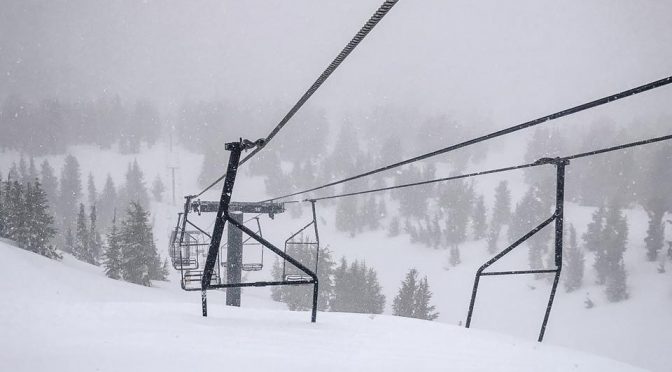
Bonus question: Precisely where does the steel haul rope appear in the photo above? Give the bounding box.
[194,0,401,198]
[262,75,672,203]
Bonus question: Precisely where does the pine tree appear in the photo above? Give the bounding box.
[119,202,162,286]
[58,154,82,234]
[103,213,123,280]
[335,194,359,237]
[73,203,95,263]
[491,181,512,228]
[27,157,38,183]
[98,174,117,230]
[331,258,384,314]
[393,268,418,318]
[583,205,606,252]
[603,201,629,302]
[87,173,97,207]
[472,195,487,240]
[39,160,58,208]
[88,205,103,265]
[510,184,550,274]
[119,160,150,210]
[24,181,60,259]
[392,268,439,320]
[364,268,386,314]
[64,227,74,254]
[3,180,28,244]
[563,224,584,292]
[0,174,5,238]
[486,227,499,254]
[272,238,335,311]
[388,216,400,237]
[151,175,165,202]
[413,277,439,320]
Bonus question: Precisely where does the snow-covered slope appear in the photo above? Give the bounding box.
[0,241,646,372]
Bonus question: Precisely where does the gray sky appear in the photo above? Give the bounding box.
[1,0,671,125]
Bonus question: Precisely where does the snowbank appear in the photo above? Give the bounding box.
[0,241,646,372]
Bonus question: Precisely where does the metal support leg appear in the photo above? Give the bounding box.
[201,142,243,317]
[465,157,569,342]
[537,159,568,342]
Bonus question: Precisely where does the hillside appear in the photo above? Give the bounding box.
[0,241,646,372]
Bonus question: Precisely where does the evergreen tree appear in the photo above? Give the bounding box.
[331,258,385,314]
[27,157,38,183]
[602,201,629,302]
[472,195,487,240]
[272,239,335,311]
[73,203,95,264]
[486,227,499,254]
[18,155,28,184]
[3,180,28,244]
[583,205,606,252]
[87,173,97,207]
[58,154,82,233]
[364,267,386,314]
[64,227,74,254]
[24,181,60,259]
[103,213,123,280]
[388,216,400,237]
[119,202,162,286]
[0,174,5,237]
[392,268,439,320]
[491,181,512,228]
[88,205,103,264]
[39,160,58,208]
[585,206,608,284]
[563,224,584,292]
[120,160,150,209]
[98,174,117,230]
[413,277,439,321]
[393,268,418,317]
[510,184,550,274]
[151,175,165,202]
[335,190,360,237]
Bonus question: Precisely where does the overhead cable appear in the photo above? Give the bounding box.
[262,75,672,203]
[193,0,401,198]
[296,133,672,202]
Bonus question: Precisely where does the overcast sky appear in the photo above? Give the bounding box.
[2,0,671,127]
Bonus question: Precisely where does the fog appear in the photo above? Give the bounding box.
[2,0,671,126]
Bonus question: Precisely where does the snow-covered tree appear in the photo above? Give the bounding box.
[39,160,58,208]
[119,202,163,286]
[87,173,97,207]
[472,195,487,240]
[602,201,629,302]
[392,268,439,320]
[73,203,95,264]
[103,214,123,280]
[25,181,59,259]
[58,155,82,233]
[88,205,103,265]
[331,258,385,314]
[151,175,165,202]
[563,224,584,292]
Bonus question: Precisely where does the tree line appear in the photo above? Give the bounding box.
[270,237,439,320]
[0,95,162,155]
[1,155,168,287]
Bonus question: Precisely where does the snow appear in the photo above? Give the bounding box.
[0,241,646,372]
[2,142,672,371]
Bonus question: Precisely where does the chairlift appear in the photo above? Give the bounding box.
[242,216,264,272]
[282,208,320,282]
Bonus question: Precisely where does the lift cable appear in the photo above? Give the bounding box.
[261,75,672,203]
[193,0,402,198]
[293,133,672,202]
